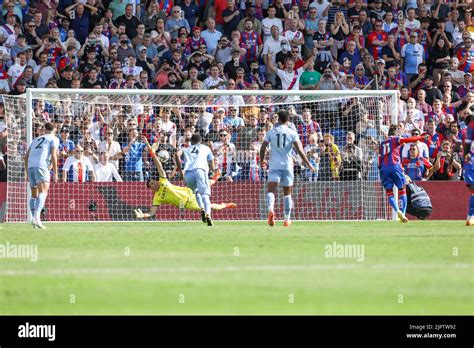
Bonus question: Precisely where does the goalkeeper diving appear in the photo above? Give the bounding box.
[134,135,236,222]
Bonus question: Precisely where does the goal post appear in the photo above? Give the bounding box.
[3,88,398,222]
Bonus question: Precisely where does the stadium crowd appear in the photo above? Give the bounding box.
[0,0,474,183]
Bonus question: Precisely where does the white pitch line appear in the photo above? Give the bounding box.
[0,263,472,276]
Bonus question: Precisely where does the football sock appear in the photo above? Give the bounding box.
[29,197,37,219]
[386,189,398,212]
[195,192,204,209]
[266,192,275,213]
[469,193,474,217]
[399,189,407,214]
[35,192,46,221]
[202,194,211,216]
[283,195,292,221]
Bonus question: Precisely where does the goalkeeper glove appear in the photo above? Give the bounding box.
[209,169,222,184]
[134,209,144,219]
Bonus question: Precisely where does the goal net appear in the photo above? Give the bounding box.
[2,89,397,222]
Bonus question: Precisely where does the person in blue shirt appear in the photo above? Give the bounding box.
[401,32,425,79]
[122,128,147,182]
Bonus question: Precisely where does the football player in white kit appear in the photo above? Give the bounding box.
[24,122,59,229]
[260,110,315,227]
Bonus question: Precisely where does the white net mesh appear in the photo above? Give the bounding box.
[3,90,396,222]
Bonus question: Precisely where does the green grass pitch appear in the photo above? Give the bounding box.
[0,221,472,315]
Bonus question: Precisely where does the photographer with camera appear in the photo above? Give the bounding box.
[431,140,462,180]
[339,143,362,181]
[33,51,59,88]
[213,35,233,64]
[314,67,341,90]
[77,34,108,64]
[35,35,64,62]
[117,33,136,63]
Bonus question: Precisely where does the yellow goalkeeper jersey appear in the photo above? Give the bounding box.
[152,177,193,208]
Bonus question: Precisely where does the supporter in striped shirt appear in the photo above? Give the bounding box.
[239,18,262,66]
[297,108,322,147]
[402,143,433,181]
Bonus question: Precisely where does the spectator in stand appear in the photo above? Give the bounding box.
[339,143,362,181]
[267,49,316,91]
[297,108,322,147]
[65,3,91,45]
[456,36,474,74]
[441,81,461,103]
[312,19,333,62]
[165,6,190,39]
[422,76,443,106]
[425,118,442,159]
[98,129,122,170]
[330,11,349,60]
[95,152,123,182]
[431,37,451,87]
[62,145,96,182]
[237,6,262,37]
[58,127,75,176]
[135,46,155,78]
[457,73,474,99]
[353,64,369,89]
[344,131,362,161]
[239,18,262,67]
[339,40,361,71]
[446,58,465,86]
[122,129,147,182]
[381,33,400,70]
[201,18,222,55]
[212,129,236,182]
[299,60,321,90]
[109,66,127,89]
[358,9,372,36]
[431,140,462,181]
[203,63,225,89]
[320,133,341,181]
[381,65,402,91]
[416,89,432,121]
[401,32,424,80]
[402,143,433,181]
[409,63,429,95]
[33,51,59,88]
[7,50,25,87]
[132,22,146,48]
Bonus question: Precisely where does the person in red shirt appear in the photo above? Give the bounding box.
[212,0,229,31]
[367,19,388,60]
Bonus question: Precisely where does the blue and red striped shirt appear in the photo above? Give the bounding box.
[240,31,262,63]
[368,31,387,60]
